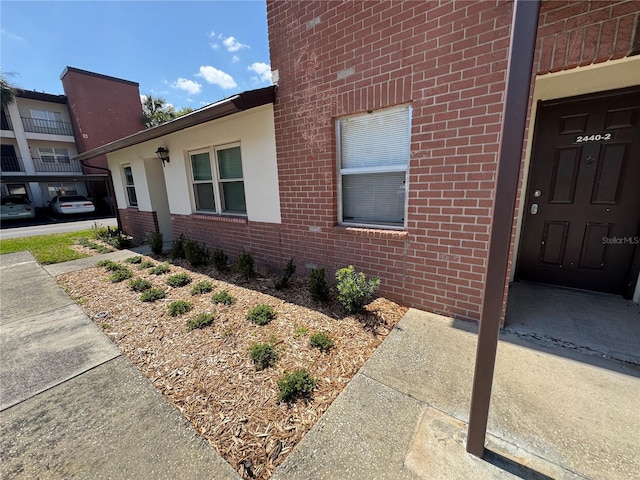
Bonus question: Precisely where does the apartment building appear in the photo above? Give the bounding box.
[0,67,144,209]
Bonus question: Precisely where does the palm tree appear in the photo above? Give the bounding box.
[141,94,176,128]
[1,71,17,111]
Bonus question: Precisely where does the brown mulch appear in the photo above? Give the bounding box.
[56,255,407,480]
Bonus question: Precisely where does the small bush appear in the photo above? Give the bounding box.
[308,268,330,302]
[211,290,235,305]
[237,251,255,279]
[91,225,130,249]
[185,238,210,267]
[212,248,229,272]
[140,288,166,302]
[150,263,171,275]
[293,326,308,338]
[249,343,279,370]
[124,256,143,264]
[139,260,155,269]
[170,234,187,259]
[146,231,164,255]
[274,258,296,290]
[247,304,276,326]
[191,281,214,295]
[335,265,380,314]
[109,267,133,283]
[166,272,192,287]
[187,312,214,331]
[128,278,152,292]
[78,238,113,254]
[309,332,334,351]
[96,259,119,270]
[277,369,317,403]
[168,300,193,317]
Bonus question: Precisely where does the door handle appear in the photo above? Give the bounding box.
[530,203,538,215]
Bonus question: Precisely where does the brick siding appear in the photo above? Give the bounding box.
[155,1,638,323]
[119,208,159,242]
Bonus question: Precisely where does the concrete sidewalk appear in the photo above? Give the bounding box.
[2,250,638,479]
[1,251,241,479]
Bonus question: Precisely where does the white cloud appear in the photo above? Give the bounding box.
[210,43,220,50]
[248,62,272,84]
[208,30,216,38]
[1,29,25,42]
[196,66,237,89]
[172,78,202,95]
[221,35,249,52]
[231,55,240,63]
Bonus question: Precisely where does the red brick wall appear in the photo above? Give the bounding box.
[536,0,639,73]
[119,208,158,242]
[61,67,144,174]
[153,1,637,323]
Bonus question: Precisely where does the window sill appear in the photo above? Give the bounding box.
[333,224,408,239]
[191,212,248,224]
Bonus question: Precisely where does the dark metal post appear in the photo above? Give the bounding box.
[466,0,540,457]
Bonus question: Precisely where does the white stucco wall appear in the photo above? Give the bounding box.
[106,103,281,224]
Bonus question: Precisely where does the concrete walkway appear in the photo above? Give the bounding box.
[1,250,638,479]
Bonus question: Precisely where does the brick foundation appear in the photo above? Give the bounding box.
[119,208,159,242]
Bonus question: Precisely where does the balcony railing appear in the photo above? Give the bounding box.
[1,110,12,130]
[21,117,74,136]
[0,156,25,173]
[33,157,83,173]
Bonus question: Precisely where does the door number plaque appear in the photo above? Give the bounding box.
[574,133,614,143]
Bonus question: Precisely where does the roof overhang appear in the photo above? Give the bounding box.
[73,85,277,162]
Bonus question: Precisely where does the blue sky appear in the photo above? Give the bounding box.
[1,1,272,109]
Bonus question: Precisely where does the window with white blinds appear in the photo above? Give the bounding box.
[122,165,138,207]
[338,105,411,227]
[189,143,246,215]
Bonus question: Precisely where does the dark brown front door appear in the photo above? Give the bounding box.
[517,88,640,297]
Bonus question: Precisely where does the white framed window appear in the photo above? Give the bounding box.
[30,109,64,122]
[337,104,412,228]
[38,147,70,164]
[122,165,138,207]
[189,143,246,215]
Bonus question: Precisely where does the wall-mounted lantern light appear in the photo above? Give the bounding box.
[155,147,170,167]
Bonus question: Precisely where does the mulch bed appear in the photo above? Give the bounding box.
[57,255,407,480]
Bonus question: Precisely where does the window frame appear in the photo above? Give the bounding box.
[122,164,138,208]
[38,147,70,164]
[336,104,412,229]
[188,142,247,216]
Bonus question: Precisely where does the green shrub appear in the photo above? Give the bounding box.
[140,288,166,302]
[187,312,214,331]
[96,259,119,270]
[150,263,171,275]
[309,332,334,351]
[170,234,187,259]
[146,231,163,255]
[277,369,317,403]
[335,265,380,314]
[166,272,192,287]
[308,268,330,302]
[237,251,254,279]
[139,260,155,269]
[184,238,210,267]
[212,248,228,272]
[128,278,152,292]
[247,304,276,326]
[249,343,278,370]
[168,300,193,317]
[109,267,133,283]
[124,256,143,264]
[293,326,308,338]
[274,258,296,290]
[79,238,113,253]
[191,281,214,295]
[91,224,130,249]
[211,290,235,305]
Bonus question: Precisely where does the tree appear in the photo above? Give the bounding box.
[1,71,17,110]
[141,94,176,128]
[141,94,195,128]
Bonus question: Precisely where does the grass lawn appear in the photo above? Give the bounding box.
[0,230,93,264]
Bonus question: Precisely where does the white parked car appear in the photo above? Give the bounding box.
[1,196,36,220]
[49,195,96,216]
